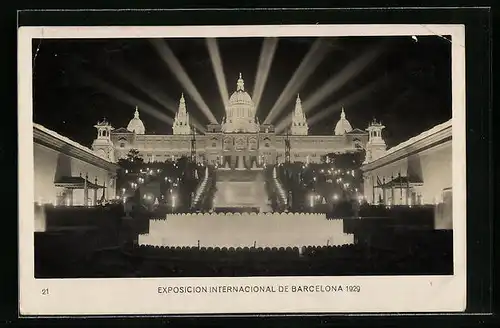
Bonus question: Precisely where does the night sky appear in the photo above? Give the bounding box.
[32,35,451,148]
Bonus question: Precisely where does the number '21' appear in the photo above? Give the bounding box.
[41,288,49,295]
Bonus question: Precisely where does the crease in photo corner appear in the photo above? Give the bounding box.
[17,23,465,315]
[418,25,464,48]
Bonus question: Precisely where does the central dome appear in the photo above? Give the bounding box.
[228,77,253,105]
[222,73,259,133]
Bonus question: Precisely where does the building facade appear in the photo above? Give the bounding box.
[361,119,452,208]
[34,123,119,207]
[92,74,384,167]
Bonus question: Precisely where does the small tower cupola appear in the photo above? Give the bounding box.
[363,118,387,163]
[92,118,116,162]
[94,118,113,140]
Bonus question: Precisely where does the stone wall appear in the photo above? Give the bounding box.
[139,212,354,248]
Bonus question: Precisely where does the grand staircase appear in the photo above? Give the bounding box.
[271,166,288,206]
[191,166,213,209]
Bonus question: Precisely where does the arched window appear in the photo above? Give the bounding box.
[211,137,218,148]
[223,138,232,150]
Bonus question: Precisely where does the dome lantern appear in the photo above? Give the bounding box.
[236,72,245,91]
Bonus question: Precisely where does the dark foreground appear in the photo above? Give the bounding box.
[34,205,453,278]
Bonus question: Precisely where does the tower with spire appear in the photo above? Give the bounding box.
[290,94,309,136]
[363,118,387,163]
[173,93,192,135]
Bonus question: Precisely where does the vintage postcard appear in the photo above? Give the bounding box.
[18,24,466,315]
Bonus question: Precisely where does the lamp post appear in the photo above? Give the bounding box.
[309,194,315,209]
[171,195,176,211]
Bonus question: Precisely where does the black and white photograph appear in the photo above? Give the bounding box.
[19,24,466,315]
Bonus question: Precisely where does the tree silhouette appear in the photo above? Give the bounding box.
[126,149,143,163]
[117,149,144,172]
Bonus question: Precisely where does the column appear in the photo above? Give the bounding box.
[371,175,375,204]
[382,178,386,204]
[84,173,89,206]
[93,178,98,206]
[399,174,403,205]
[103,180,106,201]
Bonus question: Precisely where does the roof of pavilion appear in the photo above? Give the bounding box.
[361,119,452,171]
[54,176,105,189]
[374,175,424,189]
[33,123,119,172]
[346,128,367,135]
[383,119,452,157]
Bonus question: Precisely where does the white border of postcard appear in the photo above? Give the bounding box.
[18,24,466,315]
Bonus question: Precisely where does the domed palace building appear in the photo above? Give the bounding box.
[92,74,386,167]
